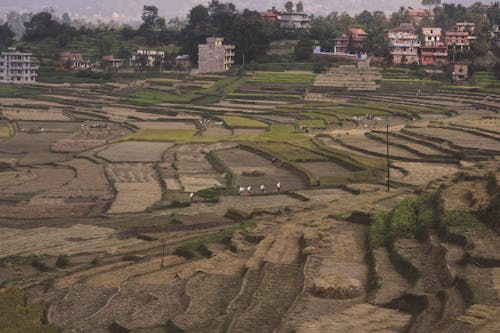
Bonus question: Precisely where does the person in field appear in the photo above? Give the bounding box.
[190,192,195,202]
[247,186,252,194]
[276,182,281,192]
[260,184,265,193]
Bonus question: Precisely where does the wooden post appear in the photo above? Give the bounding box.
[161,240,166,268]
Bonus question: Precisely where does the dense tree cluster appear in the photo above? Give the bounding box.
[180,0,279,64]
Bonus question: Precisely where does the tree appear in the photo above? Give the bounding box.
[228,9,273,64]
[0,23,15,49]
[296,2,304,13]
[23,12,64,41]
[487,3,500,26]
[309,15,340,52]
[140,5,166,45]
[422,0,441,10]
[97,38,112,57]
[294,38,314,60]
[285,2,294,13]
[365,28,390,58]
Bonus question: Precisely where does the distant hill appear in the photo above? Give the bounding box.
[0,0,484,23]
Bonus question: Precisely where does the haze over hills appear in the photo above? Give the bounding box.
[0,0,484,23]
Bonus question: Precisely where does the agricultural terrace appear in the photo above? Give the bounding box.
[0,65,499,332]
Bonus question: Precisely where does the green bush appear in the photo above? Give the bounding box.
[391,198,419,238]
[441,211,479,227]
[196,244,213,258]
[369,211,391,247]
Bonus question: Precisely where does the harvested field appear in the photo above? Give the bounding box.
[215,148,308,191]
[294,188,353,204]
[0,224,144,258]
[372,247,408,304]
[130,121,196,130]
[339,134,421,159]
[18,121,81,132]
[162,143,233,192]
[371,132,451,157]
[201,127,232,136]
[69,279,187,332]
[108,182,161,214]
[172,273,241,331]
[404,126,500,152]
[233,128,267,136]
[50,284,117,327]
[98,142,173,162]
[442,180,491,212]
[2,108,71,121]
[455,117,500,134]
[298,161,354,181]
[294,304,411,332]
[391,162,459,186]
[0,132,69,164]
[51,139,106,152]
[1,165,74,195]
[178,174,224,192]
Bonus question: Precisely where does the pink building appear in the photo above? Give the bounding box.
[445,31,470,50]
[334,28,367,55]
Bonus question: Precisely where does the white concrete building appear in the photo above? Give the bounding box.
[0,47,38,84]
[131,49,166,67]
[198,37,235,74]
[280,12,310,29]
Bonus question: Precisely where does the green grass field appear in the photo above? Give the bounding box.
[253,142,328,161]
[475,71,499,88]
[248,71,315,85]
[0,123,13,138]
[219,115,268,129]
[0,286,60,333]
[297,119,327,129]
[128,76,242,105]
[0,85,45,98]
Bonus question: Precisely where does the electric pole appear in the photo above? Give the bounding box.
[386,123,390,192]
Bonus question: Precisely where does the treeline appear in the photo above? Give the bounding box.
[1,0,500,65]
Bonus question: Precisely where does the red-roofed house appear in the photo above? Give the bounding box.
[334,28,367,55]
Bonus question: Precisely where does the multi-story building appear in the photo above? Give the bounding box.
[420,27,447,65]
[420,45,448,65]
[131,49,166,68]
[386,24,420,64]
[198,37,235,74]
[0,47,38,84]
[445,31,470,51]
[422,27,443,46]
[280,12,310,29]
[334,28,367,55]
[456,22,475,34]
[259,8,282,23]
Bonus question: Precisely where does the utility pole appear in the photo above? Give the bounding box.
[386,123,390,192]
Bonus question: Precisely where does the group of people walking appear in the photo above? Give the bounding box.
[238,182,281,195]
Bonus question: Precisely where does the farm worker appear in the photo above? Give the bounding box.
[239,186,245,195]
[260,184,265,193]
[247,186,252,194]
[276,182,281,192]
[190,192,195,202]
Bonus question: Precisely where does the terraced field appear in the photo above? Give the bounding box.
[0,68,499,332]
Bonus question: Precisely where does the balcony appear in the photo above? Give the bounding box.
[391,51,418,56]
[392,42,421,47]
